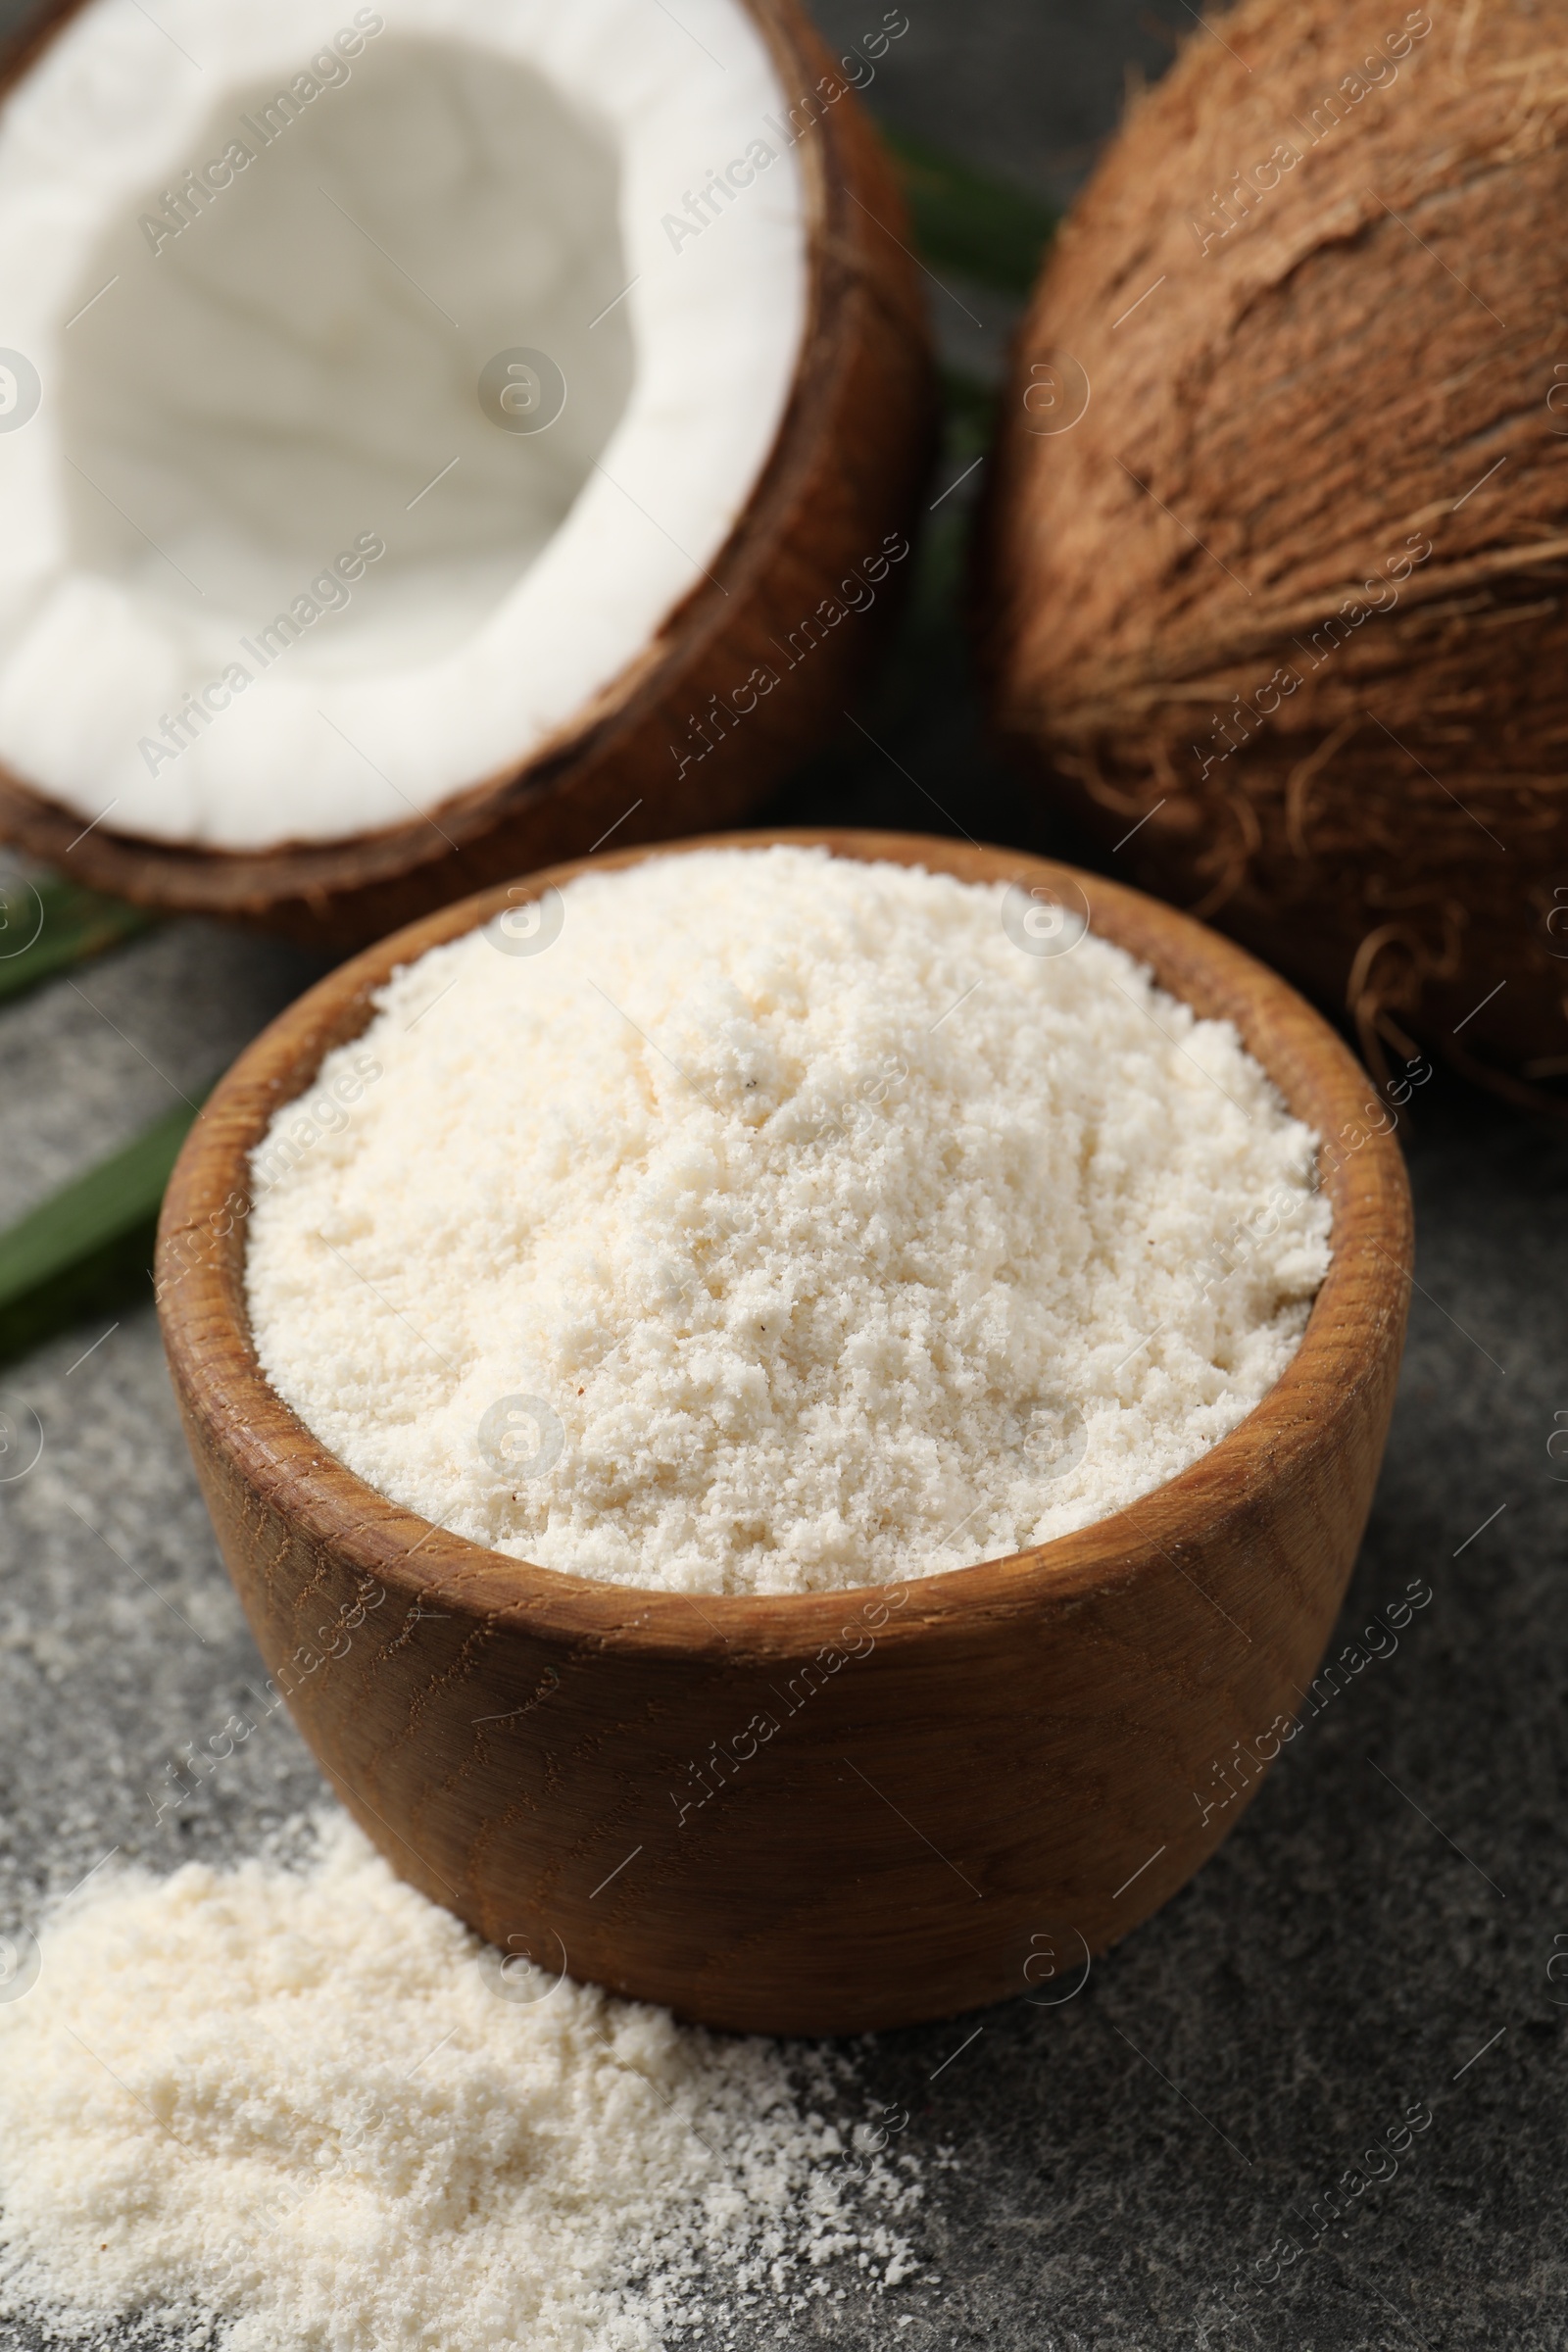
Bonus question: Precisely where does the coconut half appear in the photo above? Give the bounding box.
[0,0,933,941]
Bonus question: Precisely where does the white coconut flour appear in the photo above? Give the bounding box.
[0,1815,917,2352]
[246,847,1332,1594]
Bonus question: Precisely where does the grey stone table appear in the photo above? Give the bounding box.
[1,4,1564,2349]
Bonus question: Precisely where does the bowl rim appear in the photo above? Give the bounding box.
[157,826,1413,1657]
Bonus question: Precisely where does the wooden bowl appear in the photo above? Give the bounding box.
[0,2,935,952]
[157,830,1411,2034]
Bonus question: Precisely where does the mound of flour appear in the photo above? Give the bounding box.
[0,1818,915,2351]
[245,846,1331,1593]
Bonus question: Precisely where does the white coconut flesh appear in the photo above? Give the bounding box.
[0,0,807,849]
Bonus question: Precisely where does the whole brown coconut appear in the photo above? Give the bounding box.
[0,0,934,952]
[984,0,1568,1100]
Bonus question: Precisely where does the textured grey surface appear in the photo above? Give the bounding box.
[810,0,1177,204]
[3,3,1567,2350]
[0,902,325,1228]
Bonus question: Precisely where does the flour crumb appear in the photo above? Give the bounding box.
[245,846,1331,1593]
[0,1817,917,2351]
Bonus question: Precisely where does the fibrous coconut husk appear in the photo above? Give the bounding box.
[983,0,1568,1102]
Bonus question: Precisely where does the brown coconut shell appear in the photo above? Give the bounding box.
[982,0,1568,1101]
[0,0,936,950]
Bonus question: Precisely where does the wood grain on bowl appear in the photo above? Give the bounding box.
[0,1,937,951]
[157,831,1411,2034]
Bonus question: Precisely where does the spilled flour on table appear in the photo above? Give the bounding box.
[0,1816,917,2350]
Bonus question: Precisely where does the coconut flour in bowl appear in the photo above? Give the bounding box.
[245,846,1332,1594]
